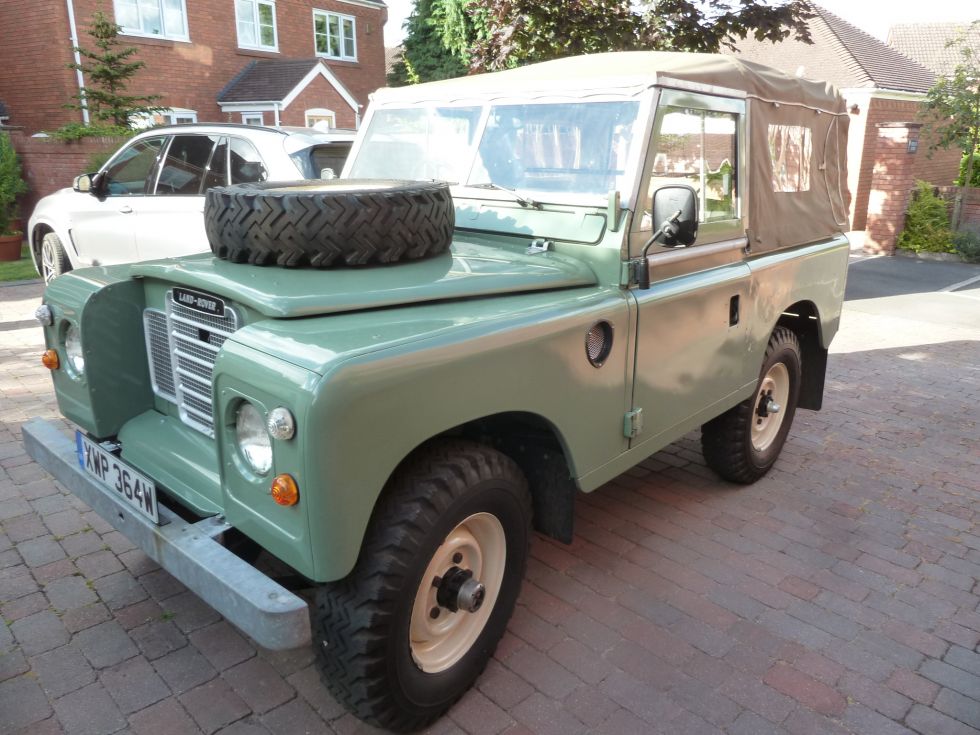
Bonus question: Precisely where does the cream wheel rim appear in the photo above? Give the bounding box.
[409,512,506,673]
[752,362,790,451]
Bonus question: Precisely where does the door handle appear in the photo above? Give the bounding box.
[118,205,133,214]
[729,295,740,326]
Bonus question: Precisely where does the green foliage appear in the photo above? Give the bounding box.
[921,21,980,226]
[394,0,813,84]
[897,181,955,254]
[957,147,980,187]
[388,0,468,86]
[466,0,813,72]
[952,228,980,262]
[48,121,135,142]
[67,10,163,126]
[0,132,28,236]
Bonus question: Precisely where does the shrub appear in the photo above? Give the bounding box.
[896,181,954,254]
[957,148,980,188]
[0,132,28,236]
[952,228,980,263]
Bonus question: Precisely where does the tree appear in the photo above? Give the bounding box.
[388,0,468,86]
[67,10,163,127]
[920,22,980,230]
[447,0,813,73]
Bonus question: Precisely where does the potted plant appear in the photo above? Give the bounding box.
[0,131,28,261]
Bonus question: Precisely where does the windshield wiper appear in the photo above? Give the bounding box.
[467,182,542,209]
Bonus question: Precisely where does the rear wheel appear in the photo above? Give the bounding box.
[40,232,71,283]
[312,440,531,732]
[702,327,802,483]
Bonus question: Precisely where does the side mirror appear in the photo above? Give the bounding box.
[73,172,105,196]
[652,184,698,247]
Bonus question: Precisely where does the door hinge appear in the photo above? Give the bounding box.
[623,408,643,439]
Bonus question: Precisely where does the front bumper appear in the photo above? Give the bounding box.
[22,418,311,651]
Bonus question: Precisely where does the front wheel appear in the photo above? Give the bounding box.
[40,232,71,283]
[701,326,802,483]
[312,440,531,732]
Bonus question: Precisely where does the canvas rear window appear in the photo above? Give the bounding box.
[768,124,812,193]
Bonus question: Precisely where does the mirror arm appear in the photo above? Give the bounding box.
[636,208,683,290]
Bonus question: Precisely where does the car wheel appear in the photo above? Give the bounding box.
[40,232,71,284]
[701,326,802,484]
[204,179,454,268]
[312,440,531,732]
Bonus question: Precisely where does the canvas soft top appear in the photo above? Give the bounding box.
[374,51,850,253]
[372,51,845,113]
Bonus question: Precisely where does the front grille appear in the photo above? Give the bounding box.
[144,291,239,437]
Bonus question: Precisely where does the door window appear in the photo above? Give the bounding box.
[202,138,229,190]
[229,138,268,184]
[154,135,220,195]
[649,107,738,224]
[101,137,166,196]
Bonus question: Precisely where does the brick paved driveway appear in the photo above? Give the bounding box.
[2,257,979,735]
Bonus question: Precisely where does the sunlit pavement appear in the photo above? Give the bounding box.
[1,255,979,734]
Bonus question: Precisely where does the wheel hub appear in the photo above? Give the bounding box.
[751,362,790,452]
[434,567,486,614]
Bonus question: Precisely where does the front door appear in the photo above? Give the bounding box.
[629,91,757,452]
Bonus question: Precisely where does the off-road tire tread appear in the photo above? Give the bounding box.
[312,440,531,732]
[701,327,801,484]
[204,180,455,268]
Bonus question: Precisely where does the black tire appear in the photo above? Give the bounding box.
[312,440,531,732]
[39,232,71,283]
[701,327,802,484]
[204,179,455,268]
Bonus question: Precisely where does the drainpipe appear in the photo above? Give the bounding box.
[274,103,280,127]
[65,0,89,124]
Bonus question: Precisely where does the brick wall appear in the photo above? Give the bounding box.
[281,75,358,128]
[6,130,124,216]
[865,123,920,254]
[935,186,980,232]
[0,3,77,134]
[0,0,387,135]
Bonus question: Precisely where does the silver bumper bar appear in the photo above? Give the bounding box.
[23,418,311,651]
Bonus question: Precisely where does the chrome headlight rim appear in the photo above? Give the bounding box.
[235,401,273,475]
[63,323,85,377]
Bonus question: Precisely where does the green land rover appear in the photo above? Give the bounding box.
[26,51,850,731]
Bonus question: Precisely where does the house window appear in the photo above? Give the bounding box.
[160,108,197,125]
[236,0,278,51]
[306,108,336,129]
[242,113,265,126]
[114,0,189,41]
[313,10,356,61]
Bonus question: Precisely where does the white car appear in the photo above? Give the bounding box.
[28,124,355,282]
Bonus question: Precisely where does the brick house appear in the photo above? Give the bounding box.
[0,0,388,134]
[730,4,963,240]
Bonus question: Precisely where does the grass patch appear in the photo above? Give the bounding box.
[0,242,39,283]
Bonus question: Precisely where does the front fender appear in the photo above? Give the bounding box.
[301,287,632,581]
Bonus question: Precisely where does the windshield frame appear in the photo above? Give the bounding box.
[344,90,657,209]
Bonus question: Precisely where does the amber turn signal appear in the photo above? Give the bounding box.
[41,349,60,370]
[270,474,299,506]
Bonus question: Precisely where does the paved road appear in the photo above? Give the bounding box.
[1,257,979,735]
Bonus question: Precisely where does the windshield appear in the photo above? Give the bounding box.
[348,100,642,200]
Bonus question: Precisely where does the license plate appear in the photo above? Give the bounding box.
[76,432,160,524]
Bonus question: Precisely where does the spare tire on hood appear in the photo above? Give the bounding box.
[204,179,455,268]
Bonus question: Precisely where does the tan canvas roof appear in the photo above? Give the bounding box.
[373,51,846,114]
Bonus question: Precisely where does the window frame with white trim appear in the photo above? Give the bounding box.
[113,0,190,42]
[235,0,279,53]
[241,113,266,126]
[305,108,337,129]
[312,9,357,62]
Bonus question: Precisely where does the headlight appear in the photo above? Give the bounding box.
[236,402,272,475]
[65,324,85,375]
